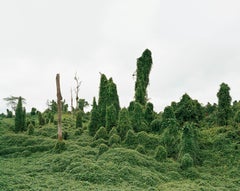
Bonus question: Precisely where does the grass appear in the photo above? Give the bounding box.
[0,115,240,190]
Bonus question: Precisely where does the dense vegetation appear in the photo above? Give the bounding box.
[1,49,240,190]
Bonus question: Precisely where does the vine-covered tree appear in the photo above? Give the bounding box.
[144,102,155,125]
[162,106,175,120]
[88,97,100,136]
[14,96,26,132]
[105,104,117,132]
[131,102,145,132]
[117,108,132,140]
[98,74,109,127]
[134,49,153,105]
[4,96,26,112]
[107,78,120,114]
[217,83,232,126]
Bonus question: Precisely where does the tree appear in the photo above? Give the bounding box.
[4,96,26,112]
[217,83,232,126]
[117,108,132,140]
[56,73,63,141]
[74,73,82,110]
[98,74,109,127]
[144,102,155,125]
[78,99,89,112]
[88,97,100,136]
[134,49,153,105]
[162,106,175,120]
[131,102,145,132]
[14,97,26,132]
[107,78,120,115]
[105,104,117,132]
[76,110,83,128]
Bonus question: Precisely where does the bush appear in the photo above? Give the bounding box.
[150,119,162,133]
[75,129,83,136]
[108,134,121,146]
[154,145,167,162]
[62,131,68,140]
[27,124,34,135]
[180,153,193,170]
[137,131,160,150]
[94,127,108,140]
[109,126,118,137]
[123,130,138,148]
[136,144,146,154]
[98,143,109,155]
[53,141,66,153]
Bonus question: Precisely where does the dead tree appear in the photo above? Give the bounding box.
[56,73,63,141]
[70,88,74,112]
[74,73,81,110]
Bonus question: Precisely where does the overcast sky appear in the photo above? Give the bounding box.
[0,0,240,113]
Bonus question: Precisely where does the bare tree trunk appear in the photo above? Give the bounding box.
[74,73,81,110]
[71,88,73,112]
[56,74,63,141]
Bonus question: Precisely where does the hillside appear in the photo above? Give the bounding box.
[0,113,240,191]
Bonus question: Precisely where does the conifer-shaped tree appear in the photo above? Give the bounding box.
[117,108,132,140]
[144,102,155,125]
[88,97,100,136]
[107,78,120,114]
[98,74,109,127]
[134,49,153,105]
[76,110,83,128]
[14,97,26,132]
[217,83,232,126]
[131,102,145,132]
[105,104,117,132]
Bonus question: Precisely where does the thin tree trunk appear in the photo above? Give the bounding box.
[56,74,63,141]
[71,88,73,112]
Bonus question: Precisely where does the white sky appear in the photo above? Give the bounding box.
[0,0,240,113]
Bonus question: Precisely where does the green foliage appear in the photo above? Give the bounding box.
[94,126,108,140]
[131,102,146,132]
[109,126,118,137]
[123,129,138,148]
[14,97,26,132]
[144,102,155,125]
[136,144,146,154]
[105,104,117,132]
[30,107,37,116]
[117,108,131,139]
[53,141,66,153]
[154,145,167,162]
[27,124,34,135]
[137,131,160,150]
[162,106,175,120]
[38,112,45,126]
[76,110,83,128]
[108,134,121,146]
[107,78,120,115]
[6,109,13,118]
[98,143,109,155]
[175,94,203,124]
[134,49,153,105]
[217,83,232,126]
[179,123,199,163]
[88,97,100,136]
[180,153,193,170]
[77,98,89,112]
[161,119,180,159]
[234,110,240,123]
[150,119,162,133]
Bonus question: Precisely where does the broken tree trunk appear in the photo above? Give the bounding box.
[56,73,63,141]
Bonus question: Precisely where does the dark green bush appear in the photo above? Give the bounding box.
[98,143,109,155]
[27,124,34,135]
[154,145,167,162]
[136,144,146,154]
[137,131,160,150]
[94,126,108,140]
[109,126,118,137]
[180,153,193,170]
[74,129,83,136]
[62,131,68,140]
[53,141,66,153]
[108,134,121,146]
[123,130,138,148]
[150,119,162,133]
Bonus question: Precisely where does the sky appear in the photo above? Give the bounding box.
[0,0,240,113]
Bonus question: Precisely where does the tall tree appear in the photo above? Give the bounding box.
[107,78,120,114]
[14,96,26,132]
[105,104,117,132]
[98,74,109,127]
[4,96,26,112]
[56,74,63,141]
[144,102,155,125]
[88,97,100,136]
[217,83,232,126]
[117,108,131,140]
[134,49,153,105]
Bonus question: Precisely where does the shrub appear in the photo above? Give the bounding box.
[109,126,118,137]
[53,141,66,153]
[150,119,162,133]
[27,124,34,135]
[154,145,167,162]
[63,131,68,140]
[75,129,83,136]
[136,144,146,154]
[180,153,193,170]
[137,131,160,150]
[98,143,109,155]
[94,126,108,140]
[123,130,138,148]
[108,134,121,146]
